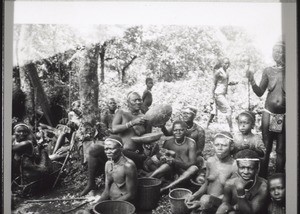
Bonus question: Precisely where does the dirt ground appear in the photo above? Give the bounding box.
[12,122,276,214]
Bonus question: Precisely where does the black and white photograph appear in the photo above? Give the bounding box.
[3,1,297,214]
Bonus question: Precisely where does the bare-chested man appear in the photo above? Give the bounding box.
[185,132,237,214]
[246,41,286,178]
[206,58,238,132]
[80,92,150,196]
[216,149,268,214]
[150,121,198,192]
[95,135,137,203]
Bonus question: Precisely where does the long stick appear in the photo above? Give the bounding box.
[25,198,86,203]
[52,131,76,189]
[62,201,89,213]
[248,80,251,111]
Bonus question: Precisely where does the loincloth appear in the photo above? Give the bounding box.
[263,109,285,133]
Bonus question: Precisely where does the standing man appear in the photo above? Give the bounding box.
[94,135,137,203]
[141,77,154,113]
[206,58,237,132]
[246,41,286,178]
[216,149,268,214]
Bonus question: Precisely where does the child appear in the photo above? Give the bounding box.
[141,77,154,113]
[268,173,285,214]
[185,132,237,214]
[233,111,266,159]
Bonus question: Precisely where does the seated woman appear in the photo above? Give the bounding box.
[94,135,137,204]
[12,123,53,186]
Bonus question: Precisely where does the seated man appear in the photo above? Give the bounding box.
[268,173,285,214]
[161,105,205,156]
[216,149,268,214]
[95,135,137,203]
[150,121,198,192]
[80,92,150,196]
[185,132,237,214]
[111,91,152,168]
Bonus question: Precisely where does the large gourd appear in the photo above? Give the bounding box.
[145,104,172,127]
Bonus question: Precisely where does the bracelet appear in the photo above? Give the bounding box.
[237,194,246,199]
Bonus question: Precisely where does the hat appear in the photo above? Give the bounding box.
[182,105,197,115]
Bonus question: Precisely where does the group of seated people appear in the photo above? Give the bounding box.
[72,90,284,214]
[11,90,285,213]
[12,41,286,213]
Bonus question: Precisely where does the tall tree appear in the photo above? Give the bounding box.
[71,44,100,124]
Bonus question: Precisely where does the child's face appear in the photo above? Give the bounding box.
[238,115,253,135]
[269,178,285,203]
[213,137,231,159]
[146,80,154,90]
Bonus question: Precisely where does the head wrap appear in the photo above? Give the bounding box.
[214,133,234,141]
[182,105,197,115]
[13,123,30,132]
[104,135,123,147]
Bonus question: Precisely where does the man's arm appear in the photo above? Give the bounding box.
[99,162,114,202]
[248,69,268,97]
[236,181,268,214]
[116,162,137,202]
[160,125,173,136]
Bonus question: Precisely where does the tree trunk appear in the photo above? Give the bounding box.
[121,56,137,83]
[99,42,107,83]
[72,44,100,124]
[24,62,54,127]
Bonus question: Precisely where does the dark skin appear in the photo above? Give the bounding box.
[161,109,205,155]
[216,161,268,214]
[80,93,149,196]
[246,44,286,177]
[96,141,137,203]
[150,123,196,180]
[111,93,151,151]
[185,137,237,211]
